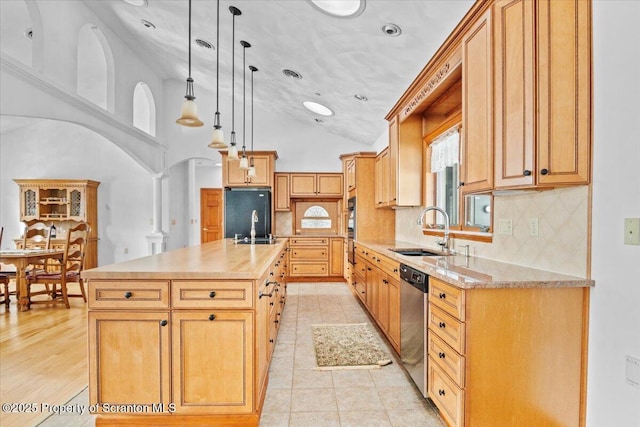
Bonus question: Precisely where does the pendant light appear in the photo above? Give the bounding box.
[176,0,204,127]
[238,40,251,170]
[208,0,226,148]
[227,6,242,160]
[247,65,258,178]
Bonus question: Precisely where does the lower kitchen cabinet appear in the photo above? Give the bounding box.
[289,236,343,279]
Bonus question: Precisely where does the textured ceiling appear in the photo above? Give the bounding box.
[82,0,474,146]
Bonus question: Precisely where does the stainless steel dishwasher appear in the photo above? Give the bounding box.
[399,263,428,397]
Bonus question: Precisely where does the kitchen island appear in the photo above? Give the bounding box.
[355,240,594,427]
[82,239,288,426]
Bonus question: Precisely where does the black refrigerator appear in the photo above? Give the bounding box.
[224,188,272,239]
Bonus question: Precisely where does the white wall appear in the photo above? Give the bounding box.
[0,119,153,264]
[587,2,640,426]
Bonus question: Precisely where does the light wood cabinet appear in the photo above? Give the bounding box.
[427,276,587,427]
[274,173,290,211]
[220,151,277,187]
[289,236,343,278]
[289,173,343,198]
[14,179,100,268]
[387,115,423,206]
[461,9,493,194]
[346,159,356,194]
[374,147,391,208]
[330,237,344,276]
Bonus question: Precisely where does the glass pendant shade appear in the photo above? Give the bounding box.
[239,156,249,170]
[247,165,256,178]
[228,139,239,160]
[177,96,203,127]
[208,120,226,148]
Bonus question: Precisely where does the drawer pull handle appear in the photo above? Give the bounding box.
[124,291,132,299]
[259,291,273,299]
[209,314,216,321]
[274,320,279,324]
[438,389,445,396]
[438,352,446,359]
[439,293,446,299]
[393,268,398,273]
[541,168,549,175]
[270,302,274,306]
[438,322,446,328]
[269,339,274,343]
[160,320,168,327]
[209,291,216,298]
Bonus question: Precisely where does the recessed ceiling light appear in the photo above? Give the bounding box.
[195,38,214,50]
[354,94,368,101]
[382,23,402,37]
[140,19,156,29]
[282,69,302,79]
[315,118,324,123]
[303,101,334,117]
[307,0,366,18]
[122,0,147,6]
[24,28,33,39]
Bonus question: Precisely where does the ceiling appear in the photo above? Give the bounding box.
[81,0,474,146]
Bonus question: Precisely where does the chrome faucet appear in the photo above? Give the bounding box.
[250,210,258,242]
[416,206,451,253]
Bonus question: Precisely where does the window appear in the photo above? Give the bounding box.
[294,201,339,235]
[429,126,460,226]
[133,82,156,136]
[301,206,332,229]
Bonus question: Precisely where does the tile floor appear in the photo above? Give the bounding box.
[40,282,443,427]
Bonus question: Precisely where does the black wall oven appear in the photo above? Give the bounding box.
[347,197,356,264]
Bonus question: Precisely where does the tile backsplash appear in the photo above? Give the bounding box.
[275,211,293,236]
[395,186,589,277]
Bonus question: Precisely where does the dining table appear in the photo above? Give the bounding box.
[0,249,65,311]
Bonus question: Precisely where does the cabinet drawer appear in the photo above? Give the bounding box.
[289,246,329,261]
[290,262,328,276]
[172,281,253,309]
[289,237,329,246]
[373,253,399,277]
[429,277,465,321]
[88,280,169,309]
[428,357,464,427]
[353,278,366,302]
[429,305,465,354]
[428,331,465,388]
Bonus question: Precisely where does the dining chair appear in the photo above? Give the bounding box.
[27,222,90,309]
[21,220,54,299]
[0,227,11,309]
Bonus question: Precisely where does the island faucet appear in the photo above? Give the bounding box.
[250,210,258,242]
[416,206,451,253]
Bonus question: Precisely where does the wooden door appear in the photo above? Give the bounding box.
[461,10,493,194]
[290,174,316,197]
[494,0,535,188]
[200,188,223,243]
[172,311,254,414]
[316,174,343,197]
[274,173,290,211]
[387,276,401,352]
[88,311,171,412]
[330,237,343,276]
[537,0,591,185]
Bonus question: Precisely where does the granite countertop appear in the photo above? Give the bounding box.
[82,238,287,280]
[356,240,595,289]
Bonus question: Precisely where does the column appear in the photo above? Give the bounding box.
[146,172,168,254]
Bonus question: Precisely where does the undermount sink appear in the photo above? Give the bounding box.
[389,248,446,256]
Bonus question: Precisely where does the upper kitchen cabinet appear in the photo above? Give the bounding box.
[220,151,277,188]
[493,0,591,188]
[387,114,423,206]
[274,173,290,211]
[461,9,493,194]
[289,173,343,198]
[374,147,391,208]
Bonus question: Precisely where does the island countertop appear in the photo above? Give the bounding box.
[356,240,595,289]
[82,238,287,280]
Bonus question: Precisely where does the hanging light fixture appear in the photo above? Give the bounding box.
[227,6,242,160]
[247,65,258,178]
[208,0,226,148]
[238,40,251,170]
[176,0,204,127]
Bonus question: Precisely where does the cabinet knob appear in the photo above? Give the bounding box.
[438,322,446,328]
[393,268,398,273]
[124,291,132,299]
[541,168,549,175]
[523,169,532,176]
[459,181,465,187]
[269,339,274,343]
[209,314,216,321]
[438,389,445,396]
[438,352,446,359]
[160,320,168,327]
[209,291,216,298]
[439,293,446,299]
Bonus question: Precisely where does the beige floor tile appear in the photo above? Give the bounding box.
[338,410,392,427]
[292,369,334,389]
[290,388,338,412]
[259,411,291,427]
[331,369,375,388]
[377,386,430,411]
[334,386,384,412]
[386,409,445,427]
[289,411,341,427]
[369,369,414,388]
[268,368,294,389]
[262,388,292,413]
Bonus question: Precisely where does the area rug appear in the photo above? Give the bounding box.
[312,323,392,370]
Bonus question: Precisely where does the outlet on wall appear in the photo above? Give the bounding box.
[626,355,640,388]
[624,218,640,245]
[529,218,539,237]
[498,218,513,235]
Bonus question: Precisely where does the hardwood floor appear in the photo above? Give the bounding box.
[0,283,91,427]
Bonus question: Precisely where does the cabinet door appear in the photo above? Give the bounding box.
[537,0,591,185]
[247,155,272,186]
[316,174,343,197]
[88,311,171,412]
[387,276,401,352]
[494,0,535,188]
[377,274,389,333]
[290,174,316,197]
[224,159,248,186]
[330,237,343,276]
[461,10,494,194]
[68,187,87,221]
[20,187,39,220]
[172,311,254,414]
[374,153,384,207]
[346,160,356,193]
[388,117,398,204]
[274,173,290,211]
